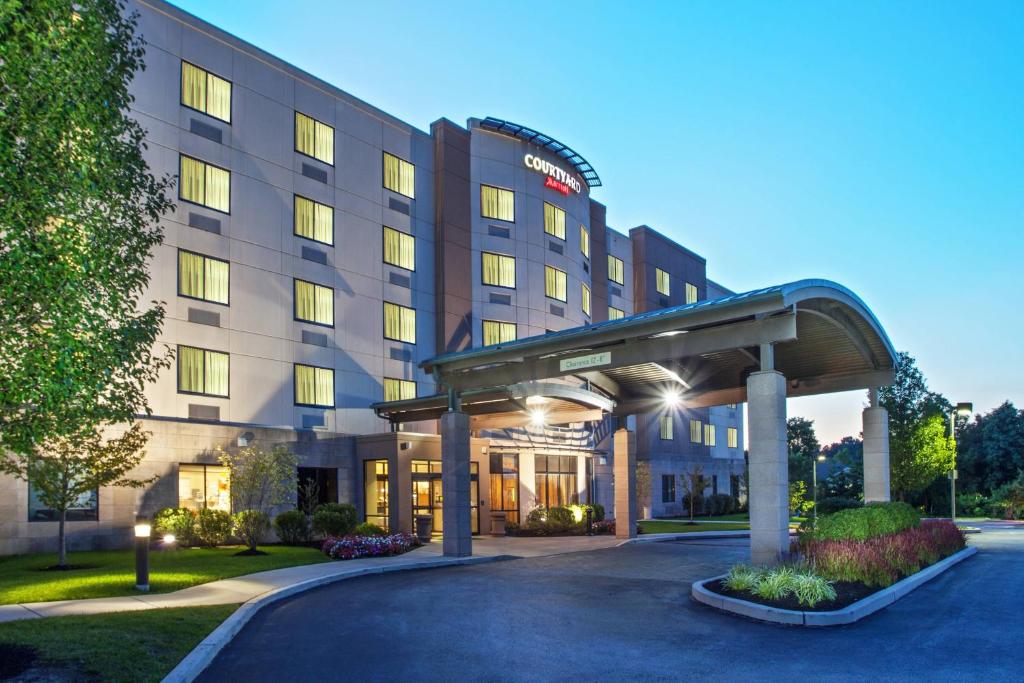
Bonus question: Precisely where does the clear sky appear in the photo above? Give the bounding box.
[168,0,1023,445]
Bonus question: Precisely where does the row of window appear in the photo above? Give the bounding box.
[659,416,739,448]
[479,252,590,315]
[481,187,591,259]
[655,267,699,303]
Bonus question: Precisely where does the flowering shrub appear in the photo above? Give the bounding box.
[804,519,966,587]
[321,532,420,560]
[591,519,615,534]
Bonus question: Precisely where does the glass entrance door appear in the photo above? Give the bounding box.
[410,460,479,534]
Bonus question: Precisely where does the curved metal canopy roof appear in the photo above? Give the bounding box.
[479,117,602,188]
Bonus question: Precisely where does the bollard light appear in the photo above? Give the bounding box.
[162,533,176,545]
[134,518,151,592]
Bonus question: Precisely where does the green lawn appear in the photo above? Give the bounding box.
[0,604,238,682]
[0,545,328,605]
[639,521,750,534]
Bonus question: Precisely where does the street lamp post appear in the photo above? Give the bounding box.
[812,453,826,519]
[948,402,973,525]
[134,517,151,592]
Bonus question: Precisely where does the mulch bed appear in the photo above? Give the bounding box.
[706,579,879,612]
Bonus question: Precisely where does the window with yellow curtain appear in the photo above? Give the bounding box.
[608,255,624,285]
[383,378,416,402]
[383,152,415,198]
[579,225,590,259]
[481,252,515,288]
[294,112,334,165]
[178,345,228,397]
[581,284,591,316]
[544,265,566,302]
[480,185,514,221]
[383,227,415,270]
[728,427,738,449]
[180,155,229,212]
[704,424,716,447]
[656,268,671,296]
[294,195,334,245]
[181,61,231,123]
[609,306,625,320]
[482,320,516,346]
[543,202,565,239]
[295,364,334,407]
[690,419,703,444]
[383,302,416,343]
[685,282,698,304]
[660,415,673,440]
[178,250,228,304]
[294,279,334,326]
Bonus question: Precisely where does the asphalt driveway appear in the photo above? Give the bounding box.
[200,526,1021,681]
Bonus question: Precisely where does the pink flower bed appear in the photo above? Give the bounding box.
[321,532,421,560]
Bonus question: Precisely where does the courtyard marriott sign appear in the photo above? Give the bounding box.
[558,351,611,372]
[524,153,582,195]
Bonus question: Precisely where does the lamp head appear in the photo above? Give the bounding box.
[529,408,546,428]
[955,402,973,417]
[134,522,152,539]
[662,389,682,409]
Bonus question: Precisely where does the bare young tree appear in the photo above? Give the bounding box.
[680,465,713,523]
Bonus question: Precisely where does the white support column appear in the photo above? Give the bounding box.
[863,387,891,503]
[747,368,789,566]
[441,411,472,557]
[613,427,637,539]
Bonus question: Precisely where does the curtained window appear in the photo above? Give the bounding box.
[704,424,717,447]
[481,252,515,288]
[181,61,231,123]
[543,202,565,240]
[581,284,591,316]
[383,227,415,271]
[609,306,625,320]
[294,195,334,245]
[295,112,334,165]
[535,455,578,508]
[690,419,703,444]
[482,320,516,346]
[180,155,230,213]
[656,268,671,296]
[383,378,416,402]
[384,302,416,343]
[544,266,566,302]
[608,255,624,285]
[660,415,673,440]
[178,250,228,304]
[178,345,229,397]
[294,279,334,326]
[489,453,520,525]
[685,282,698,304]
[480,185,514,222]
[295,364,334,407]
[728,427,739,449]
[579,225,590,259]
[383,152,415,198]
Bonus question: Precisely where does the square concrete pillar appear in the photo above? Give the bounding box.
[863,406,891,503]
[613,428,637,539]
[746,370,789,566]
[441,411,472,557]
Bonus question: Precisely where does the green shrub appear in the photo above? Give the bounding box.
[547,506,575,527]
[273,509,310,545]
[353,522,386,536]
[524,506,579,534]
[752,566,795,601]
[311,503,358,537]
[195,508,233,547]
[591,503,605,522]
[791,572,837,607]
[153,507,197,546]
[233,510,270,550]
[816,497,863,516]
[956,492,989,517]
[811,502,920,542]
[707,493,736,516]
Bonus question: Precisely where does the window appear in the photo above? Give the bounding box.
[482,320,516,346]
[685,282,698,304]
[481,252,516,288]
[180,61,231,123]
[689,419,702,444]
[180,155,230,213]
[383,152,414,198]
[297,467,338,512]
[609,306,625,320]
[295,363,334,407]
[661,474,676,503]
[294,279,334,327]
[659,415,673,440]
[535,454,578,508]
[544,265,567,302]
[490,453,520,525]
[364,460,389,530]
[178,464,231,511]
[383,378,416,402]
[656,268,671,296]
[728,427,739,449]
[29,481,97,521]
[712,475,719,496]
[294,195,333,246]
[178,345,228,397]
[543,202,565,239]
[581,284,591,316]
[481,185,514,221]
[608,255,624,285]
[294,112,334,165]
[704,424,717,447]
[579,225,590,258]
[384,302,416,343]
[178,250,228,305]
[383,226,415,271]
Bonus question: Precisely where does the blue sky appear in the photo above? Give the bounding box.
[169,0,1023,444]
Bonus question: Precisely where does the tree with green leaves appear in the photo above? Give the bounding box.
[220,444,298,551]
[957,401,1024,495]
[787,416,820,491]
[821,437,864,498]
[889,414,956,495]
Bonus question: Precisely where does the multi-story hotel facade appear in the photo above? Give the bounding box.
[0,0,746,555]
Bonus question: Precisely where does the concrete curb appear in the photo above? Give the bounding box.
[690,545,978,627]
[162,554,510,683]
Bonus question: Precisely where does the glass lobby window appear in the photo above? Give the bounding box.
[178,345,228,397]
[294,195,334,246]
[661,474,675,503]
[295,363,334,408]
[543,202,565,240]
[609,306,625,320]
[179,155,230,213]
[295,112,334,165]
[181,61,231,123]
[294,279,334,327]
[579,225,590,259]
[178,250,228,305]
[383,226,415,271]
[728,427,739,449]
[656,268,671,296]
[704,424,717,446]
[689,419,702,444]
[489,452,519,525]
[178,464,230,512]
[685,282,698,304]
[581,284,591,316]
[28,481,97,521]
[481,185,514,221]
[659,415,673,440]
[383,378,416,402]
[482,320,516,346]
[297,467,338,511]
[383,152,415,198]
[544,265,567,302]
[535,454,578,508]
[481,252,515,288]
[383,302,416,343]
[608,255,624,285]
[364,460,389,530]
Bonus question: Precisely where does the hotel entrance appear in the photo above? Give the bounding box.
[410,460,479,534]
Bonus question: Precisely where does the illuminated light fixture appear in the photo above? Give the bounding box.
[663,389,682,409]
[134,523,152,538]
[571,506,584,523]
[134,518,151,592]
[955,402,973,417]
[525,395,547,406]
[529,408,547,427]
[162,533,176,545]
